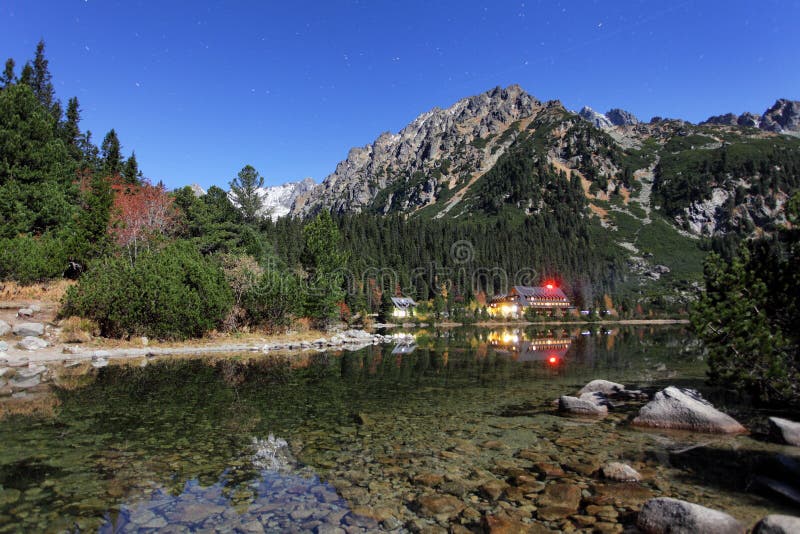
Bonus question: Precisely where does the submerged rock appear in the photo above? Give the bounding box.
[602,462,642,482]
[632,387,746,434]
[559,395,608,416]
[415,494,465,520]
[753,476,800,506]
[753,514,800,534]
[768,417,800,447]
[637,497,744,534]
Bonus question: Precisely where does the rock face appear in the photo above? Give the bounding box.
[753,514,800,534]
[738,112,761,128]
[632,387,747,434]
[292,85,541,216]
[606,108,639,126]
[0,320,10,337]
[768,417,800,447]
[579,107,639,128]
[637,498,744,534]
[701,113,739,126]
[760,99,800,134]
[578,106,613,129]
[12,322,44,337]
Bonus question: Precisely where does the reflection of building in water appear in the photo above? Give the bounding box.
[487,329,572,364]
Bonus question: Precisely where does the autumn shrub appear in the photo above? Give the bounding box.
[61,242,232,340]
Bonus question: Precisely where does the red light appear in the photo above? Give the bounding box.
[546,284,554,289]
[548,356,558,364]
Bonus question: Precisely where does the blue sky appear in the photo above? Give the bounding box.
[2,1,798,190]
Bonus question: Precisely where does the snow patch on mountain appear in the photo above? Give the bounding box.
[256,178,316,220]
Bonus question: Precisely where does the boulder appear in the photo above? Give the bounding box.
[559,395,608,416]
[10,374,40,389]
[753,514,800,534]
[12,322,45,337]
[637,498,744,534]
[0,320,11,337]
[632,387,746,434]
[16,308,34,318]
[768,417,800,447]
[602,462,642,482]
[0,341,7,352]
[16,336,49,351]
[579,379,626,396]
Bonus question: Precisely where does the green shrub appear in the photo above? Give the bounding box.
[0,234,68,283]
[242,269,301,332]
[61,242,232,339]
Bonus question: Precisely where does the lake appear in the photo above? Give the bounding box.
[0,325,796,532]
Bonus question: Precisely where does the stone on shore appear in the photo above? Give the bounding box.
[768,417,800,447]
[637,497,744,534]
[579,379,626,396]
[16,336,49,351]
[559,395,608,416]
[632,387,746,434]
[602,462,641,482]
[0,320,11,337]
[753,514,800,534]
[12,322,45,337]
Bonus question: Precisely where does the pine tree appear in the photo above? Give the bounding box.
[1,58,15,88]
[122,152,141,184]
[62,97,82,158]
[101,129,122,177]
[228,164,264,224]
[18,63,33,86]
[31,40,56,112]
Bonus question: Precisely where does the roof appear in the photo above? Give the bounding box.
[391,297,418,309]
[511,285,569,300]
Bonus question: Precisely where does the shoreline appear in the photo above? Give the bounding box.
[1,319,689,366]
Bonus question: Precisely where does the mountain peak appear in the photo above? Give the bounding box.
[761,98,800,134]
[292,84,543,216]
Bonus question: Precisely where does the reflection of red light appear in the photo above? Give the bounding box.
[548,356,558,364]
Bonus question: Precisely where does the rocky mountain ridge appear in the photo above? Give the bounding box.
[292,85,542,216]
[699,98,800,134]
[289,86,799,246]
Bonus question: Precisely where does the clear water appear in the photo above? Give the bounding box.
[0,325,796,532]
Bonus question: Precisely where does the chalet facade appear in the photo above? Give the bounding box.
[488,285,572,317]
[391,297,418,318]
